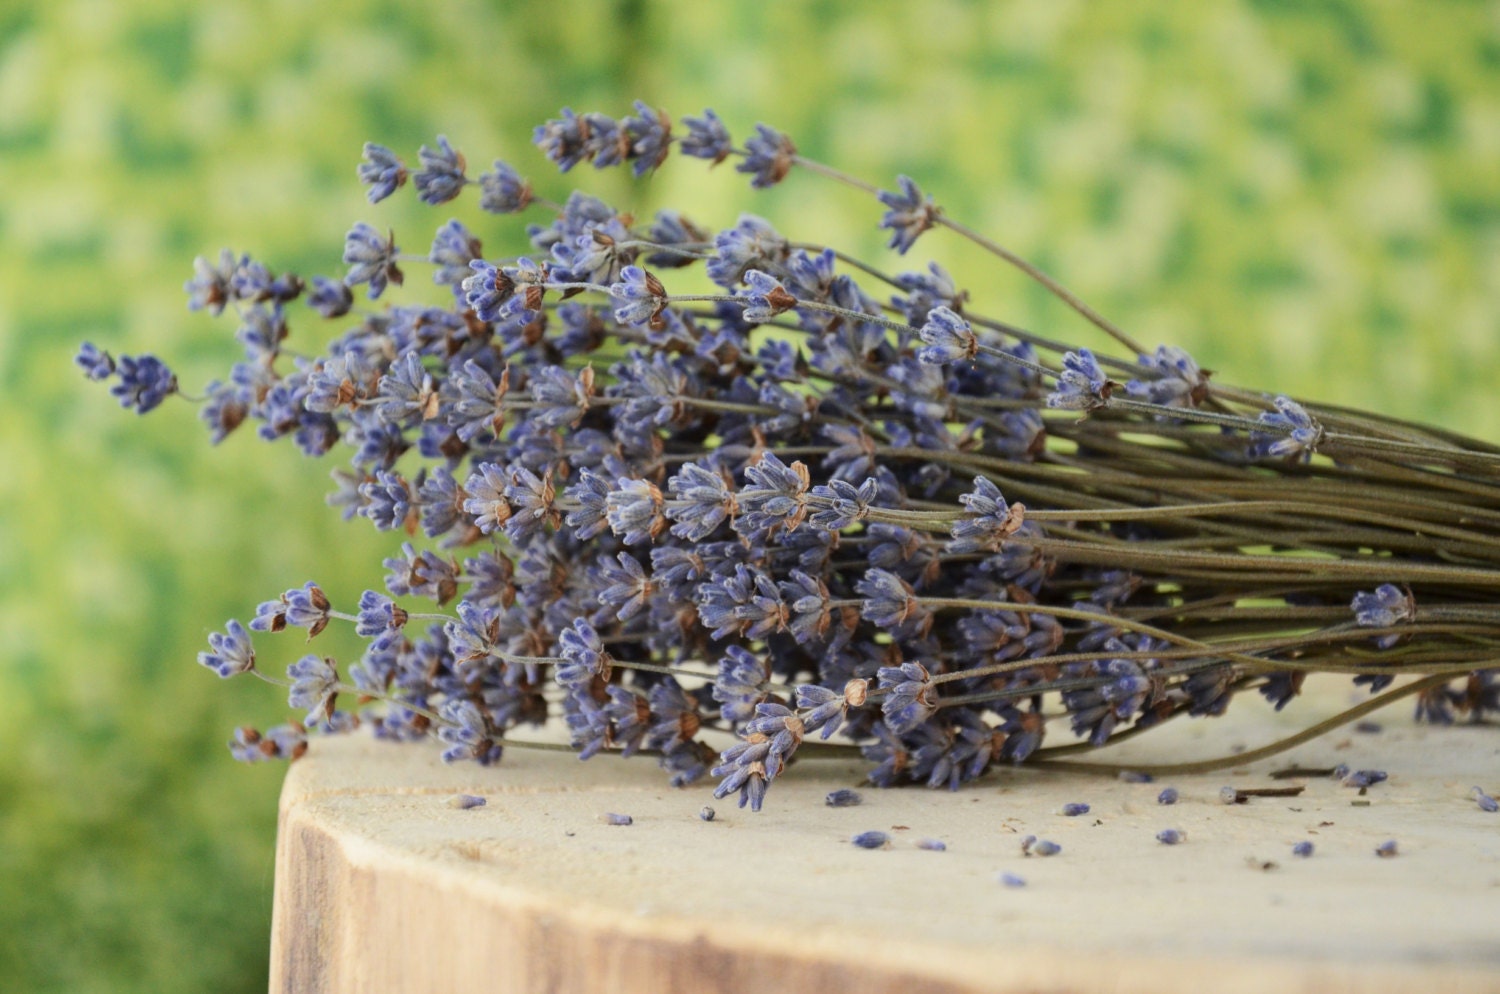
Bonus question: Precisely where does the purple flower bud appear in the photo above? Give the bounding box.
[413,135,467,205]
[198,620,256,678]
[916,306,977,365]
[1249,395,1324,461]
[358,142,407,203]
[1046,348,1111,411]
[680,108,731,164]
[736,123,795,189]
[342,222,402,299]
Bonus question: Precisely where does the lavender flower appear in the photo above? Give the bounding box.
[680,108,731,163]
[358,142,407,203]
[429,219,483,292]
[1292,840,1315,857]
[306,276,353,318]
[184,249,242,314]
[1126,345,1208,409]
[478,160,533,214]
[556,618,611,689]
[949,476,1025,554]
[850,831,889,849]
[1250,396,1323,461]
[413,135,467,205]
[916,306,977,365]
[198,620,256,678]
[1352,584,1414,650]
[533,108,592,172]
[825,788,862,807]
[1156,829,1185,845]
[75,342,115,381]
[878,175,939,254]
[1047,348,1111,411]
[712,646,765,724]
[697,564,786,641]
[736,123,796,189]
[706,214,788,286]
[738,453,810,534]
[462,260,516,322]
[109,354,178,414]
[875,661,936,735]
[609,265,668,327]
[858,569,932,640]
[605,478,666,546]
[229,724,307,763]
[737,270,798,323]
[342,223,402,299]
[287,655,339,722]
[437,699,499,764]
[621,100,672,176]
[666,462,737,542]
[355,590,408,650]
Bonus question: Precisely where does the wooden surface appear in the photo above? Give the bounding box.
[270,682,1500,994]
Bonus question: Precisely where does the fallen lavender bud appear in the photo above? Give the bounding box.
[1341,770,1388,789]
[825,789,862,808]
[699,806,716,822]
[602,813,633,826]
[1157,788,1179,805]
[1375,840,1399,858]
[1059,803,1090,817]
[1030,840,1061,857]
[1156,829,1186,845]
[998,872,1026,888]
[1472,787,1498,813]
[446,794,486,810]
[851,831,889,849]
[1219,786,1240,804]
[1292,840,1314,857]
[916,838,947,851]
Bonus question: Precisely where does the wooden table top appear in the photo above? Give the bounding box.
[270,679,1500,993]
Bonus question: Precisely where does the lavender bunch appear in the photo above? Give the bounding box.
[80,106,1500,810]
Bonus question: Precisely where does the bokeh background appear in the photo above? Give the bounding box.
[5,1,1500,990]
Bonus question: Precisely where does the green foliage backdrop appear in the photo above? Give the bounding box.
[3,2,1499,990]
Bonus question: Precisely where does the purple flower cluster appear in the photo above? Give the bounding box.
[81,106,1500,812]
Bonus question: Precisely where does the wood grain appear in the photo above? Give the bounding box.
[270,681,1500,993]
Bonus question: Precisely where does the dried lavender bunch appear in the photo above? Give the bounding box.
[81,105,1500,811]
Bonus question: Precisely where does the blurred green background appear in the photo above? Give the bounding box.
[5,1,1500,990]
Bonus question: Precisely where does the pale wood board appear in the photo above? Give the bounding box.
[270,679,1500,993]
